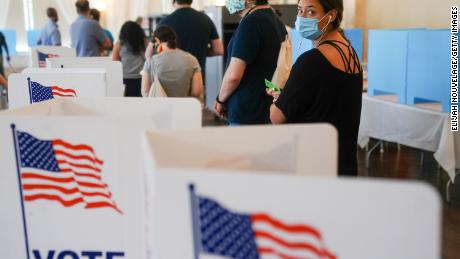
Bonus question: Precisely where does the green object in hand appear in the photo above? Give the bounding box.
[265,79,281,92]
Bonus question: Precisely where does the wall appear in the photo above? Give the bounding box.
[1,0,453,54]
[357,0,453,61]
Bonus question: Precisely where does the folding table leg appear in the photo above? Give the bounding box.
[446,180,452,203]
[420,151,424,166]
[366,140,383,169]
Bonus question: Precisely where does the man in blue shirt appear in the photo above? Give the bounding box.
[37,7,62,46]
[70,0,110,57]
[89,8,114,56]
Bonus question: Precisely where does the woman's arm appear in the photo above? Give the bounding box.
[112,42,121,61]
[270,103,287,124]
[141,71,151,97]
[190,71,204,100]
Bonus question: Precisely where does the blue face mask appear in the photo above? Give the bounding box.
[294,14,331,40]
[225,0,246,14]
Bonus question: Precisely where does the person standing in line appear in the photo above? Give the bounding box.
[70,0,110,57]
[213,0,287,125]
[268,0,363,176]
[0,31,10,77]
[112,21,147,97]
[146,0,224,82]
[89,8,114,55]
[141,26,203,99]
[37,7,62,46]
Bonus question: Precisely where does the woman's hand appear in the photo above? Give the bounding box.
[213,101,227,119]
[266,88,281,103]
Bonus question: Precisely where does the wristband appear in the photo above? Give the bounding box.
[216,95,226,105]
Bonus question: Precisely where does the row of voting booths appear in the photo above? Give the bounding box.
[0,40,443,258]
[0,98,441,258]
[8,46,124,109]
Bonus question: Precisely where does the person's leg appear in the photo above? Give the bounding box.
[123,78,142,97]
[0,56,4,77]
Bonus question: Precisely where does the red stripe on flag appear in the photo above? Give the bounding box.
[258,247,304,259]
[254,230,333,258]
[75,180,108,189]
[24,194,84,207]
[53,140,102,164]
[23,184,79,195]
[85,201,123,214]
[22,172,74,183]
[80,191,112,199]
[51,86,77,95]
[52,92,78,97]
[54,150,103,165]
[251,213,322,240]
[57,159,102,173]
[73,171,102,181]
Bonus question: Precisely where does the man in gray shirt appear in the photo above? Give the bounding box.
[70,0,110,57]
[37,7,61,46]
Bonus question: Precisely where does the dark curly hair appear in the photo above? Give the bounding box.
[119,21,146,55]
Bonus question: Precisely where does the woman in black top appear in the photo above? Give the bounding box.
[268,0,363,176]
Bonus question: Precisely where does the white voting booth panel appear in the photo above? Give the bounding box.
[5,97,202,129]
[0,98,201,259]
[152,170,441,259]
[8,72,107,109]
[144,124,337,176]
[47,57,124,97]
[30,47,76,68]
[0,116,150,259]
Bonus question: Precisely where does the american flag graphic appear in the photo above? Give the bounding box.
[37,51,59,68]
[14,128,122,214]
[190,185,335,259]
[28,79,77,104]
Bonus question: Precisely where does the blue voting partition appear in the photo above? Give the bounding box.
[27,30,42,47]
[0,30,17,56]
[344,29,363,61]
[291,29,313,64]
[406,29,451,112]
[367,29,413,103]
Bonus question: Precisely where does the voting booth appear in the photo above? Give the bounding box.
[30,47,76,68]
[4,97,202,128]
[152,170,441,259]
[143,124,338,176]
[8,70,107,109]
[406,29,451,112]
[367,29,415,103]
[0,97,202,259]
[47,57,124,97]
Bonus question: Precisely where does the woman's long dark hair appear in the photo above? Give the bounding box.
[119,21,146,55]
